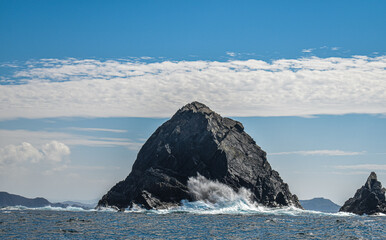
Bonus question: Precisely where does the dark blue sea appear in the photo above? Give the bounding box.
[1,205,385,239]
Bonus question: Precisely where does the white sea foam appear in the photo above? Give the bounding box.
[1,203,364,217]
[124,174,352,217]
[187,173,253,205]
[0,205,92,212]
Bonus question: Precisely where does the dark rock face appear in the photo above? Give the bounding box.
[340,172,386,215]
[98,102,302,210]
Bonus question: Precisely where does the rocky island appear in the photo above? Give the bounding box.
[98,102,302,210]
[340,172,386,215]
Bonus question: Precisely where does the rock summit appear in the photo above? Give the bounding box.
[98,102,301,210]
[340,172,386,215]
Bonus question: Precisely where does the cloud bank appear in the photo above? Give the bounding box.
[1,56,386,119]
[0,141,70,174]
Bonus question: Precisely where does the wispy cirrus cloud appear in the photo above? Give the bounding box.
[1,56,386,119]
[334,164,386,170]
[0,129,143,150]
[270,150,365,156]
[67,127,127,133]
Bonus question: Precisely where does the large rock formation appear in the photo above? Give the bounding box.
[340,172,386,215]
[98,102,302,210]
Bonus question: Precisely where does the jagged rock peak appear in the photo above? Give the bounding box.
[178,101,213,114]
[365,172,378,188]
[175,101,244,133]
[340,172,386,215]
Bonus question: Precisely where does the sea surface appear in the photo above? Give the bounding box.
[0,204,385,239]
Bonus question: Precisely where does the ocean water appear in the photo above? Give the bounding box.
[1,175,386,239]
[1,203,385,239]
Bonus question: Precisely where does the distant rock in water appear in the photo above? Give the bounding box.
[339,172,386,215]
[98,102,302,210]
[300,198,340,213]
[0,192,50,208]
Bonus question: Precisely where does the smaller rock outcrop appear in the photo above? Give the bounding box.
[339,172,386,215]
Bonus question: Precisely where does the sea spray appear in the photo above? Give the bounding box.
[187,174,254,205]
[123,175,321,215]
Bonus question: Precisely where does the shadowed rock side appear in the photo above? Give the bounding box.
[340,172,386,215]
[98,102,302,210]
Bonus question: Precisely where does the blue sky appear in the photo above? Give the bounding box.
[0,0,385,205]
[1,0,385,61]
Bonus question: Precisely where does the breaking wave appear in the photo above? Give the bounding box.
[1,205,86,211]
[0,205,114,212]
[0,203,359,217]
[187,174,253,205]
[126,175,357,217]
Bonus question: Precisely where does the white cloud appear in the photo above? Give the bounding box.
[41,141,71,163]
[0,63,18,68]
[302,48,314,53]
[0,141,70,167]
[270,150,365,156]
[140,56,153,60]
[0,142,43,165]
[0,140,130,201]
[1,56,386,119]
[334,164,386,170]
[0,129,143,149]
[330,171,377,175]
[226,52,236,57]
[331,47,340,51]
[68,127,127,133]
